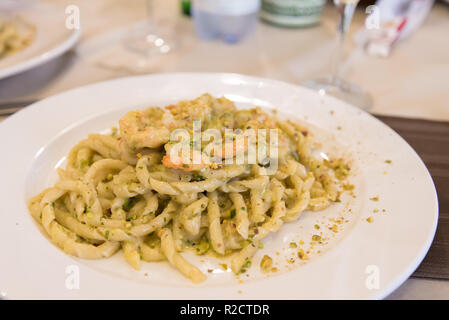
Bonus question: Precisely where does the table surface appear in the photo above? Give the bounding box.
[1,0,448,299]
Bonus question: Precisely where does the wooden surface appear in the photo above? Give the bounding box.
[377,115,449,280]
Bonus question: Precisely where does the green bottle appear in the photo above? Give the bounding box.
[181,0,191,16]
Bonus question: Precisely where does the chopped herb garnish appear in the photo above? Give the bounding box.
[123,197,137,212]
[80,157,92,169]
[240,240,251,248]
[243,258,252,269]
[194,238,210,255]
[191,173,205,182]
[291,151,300,162]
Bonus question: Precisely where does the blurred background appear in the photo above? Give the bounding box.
[0,0,448,119]
[0,0,448,299]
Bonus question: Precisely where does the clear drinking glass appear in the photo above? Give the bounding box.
[124,0,177,55]
[304,0,373,110]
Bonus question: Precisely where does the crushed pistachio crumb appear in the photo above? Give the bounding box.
[343,183,355,191]
[260,255,273,273]
[298,249,308,260]
[243,258,252,269]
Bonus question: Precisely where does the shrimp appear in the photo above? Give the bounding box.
[119,107,170,150]
[118,138,138,165]
[162,155,209,171]
[213,135,249,159]
[162,134,249,172]
[235,107,276,130]
[165,94,212,128]
[162,140,209,171]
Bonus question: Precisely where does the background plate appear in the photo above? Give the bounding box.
[0,1,81,80]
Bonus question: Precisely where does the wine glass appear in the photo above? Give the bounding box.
[123,0,176,55]
[304,0,373,110]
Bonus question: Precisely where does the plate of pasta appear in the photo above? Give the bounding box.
[0,2,80,80]
[0,73,438,299]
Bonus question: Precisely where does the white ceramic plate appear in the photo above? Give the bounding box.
[0,2,81,80]
[0,73,438,299]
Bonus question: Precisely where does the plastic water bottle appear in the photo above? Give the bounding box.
[192,0,261,44]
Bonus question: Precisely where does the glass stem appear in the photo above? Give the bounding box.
[331,3,357,82]
[146,0,155,25]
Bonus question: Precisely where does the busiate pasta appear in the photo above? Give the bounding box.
[28,94,350,283]
[0,18,34,58]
